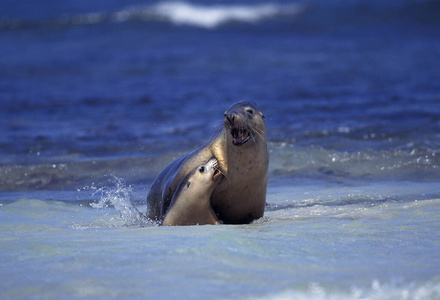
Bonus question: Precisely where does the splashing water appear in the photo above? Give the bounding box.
[89,175,153,227]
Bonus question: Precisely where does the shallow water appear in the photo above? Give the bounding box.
[1,0,440,299]
[2,182,440,299]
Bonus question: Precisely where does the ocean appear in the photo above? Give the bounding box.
[1,0,440,299]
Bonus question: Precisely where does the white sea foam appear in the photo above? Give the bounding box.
[256,279,440,300]
[149,1,304,29]
[65,2,304,29]
[0,2,304,30]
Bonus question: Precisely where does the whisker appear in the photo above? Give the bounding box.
[209,123,224,140]
[247,124,257,143]
[252,127,267,144]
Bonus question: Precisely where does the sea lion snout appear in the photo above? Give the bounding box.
[225,111,252,126]
[205,158,223,181]
[225,113,233,124]
[223,111,250,146]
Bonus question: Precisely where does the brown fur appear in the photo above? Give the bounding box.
[162,158,222,226]
[147,101,268,224]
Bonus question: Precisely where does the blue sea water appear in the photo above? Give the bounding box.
[1,0,440,299]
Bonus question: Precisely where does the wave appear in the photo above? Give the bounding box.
[269,144,440,182]
[147,2,304,29]
[1,144,439,192]
[0,1,304,30]
[1,0,439,31]
[257,279,440,300]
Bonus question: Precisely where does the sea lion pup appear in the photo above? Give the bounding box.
[162,158,223,226]
[147,101,268,224]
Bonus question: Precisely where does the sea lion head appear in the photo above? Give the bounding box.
[162,157,223,226]
[178,158,223,196]
[223,101,266,146]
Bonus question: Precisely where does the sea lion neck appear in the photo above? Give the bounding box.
[210,130,229,174]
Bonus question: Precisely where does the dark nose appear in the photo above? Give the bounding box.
[225,113,235,125]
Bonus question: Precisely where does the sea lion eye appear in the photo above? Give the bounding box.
[246,108,254,115]
[199,166,205,173]
[186,181,191,188]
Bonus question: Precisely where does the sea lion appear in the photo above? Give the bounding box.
[147,101,268,224]
[162,158,223,226]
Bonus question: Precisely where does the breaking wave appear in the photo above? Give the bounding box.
[269,143,440,182]
[0,1,304,30]
[1,144,439,193]
[257,279,440,300]
[148,2,303,29]
[1,0,438,31]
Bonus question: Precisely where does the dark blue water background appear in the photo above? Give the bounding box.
[0,0,439,192]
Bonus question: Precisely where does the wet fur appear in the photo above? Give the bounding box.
[147,101,268,224]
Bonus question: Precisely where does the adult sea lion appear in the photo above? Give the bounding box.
[162,158,223,226]
[147,101,268,224]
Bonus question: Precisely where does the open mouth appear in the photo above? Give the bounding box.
[212,168,223,181]
[231,128,251,146]
[211,159,223,181]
